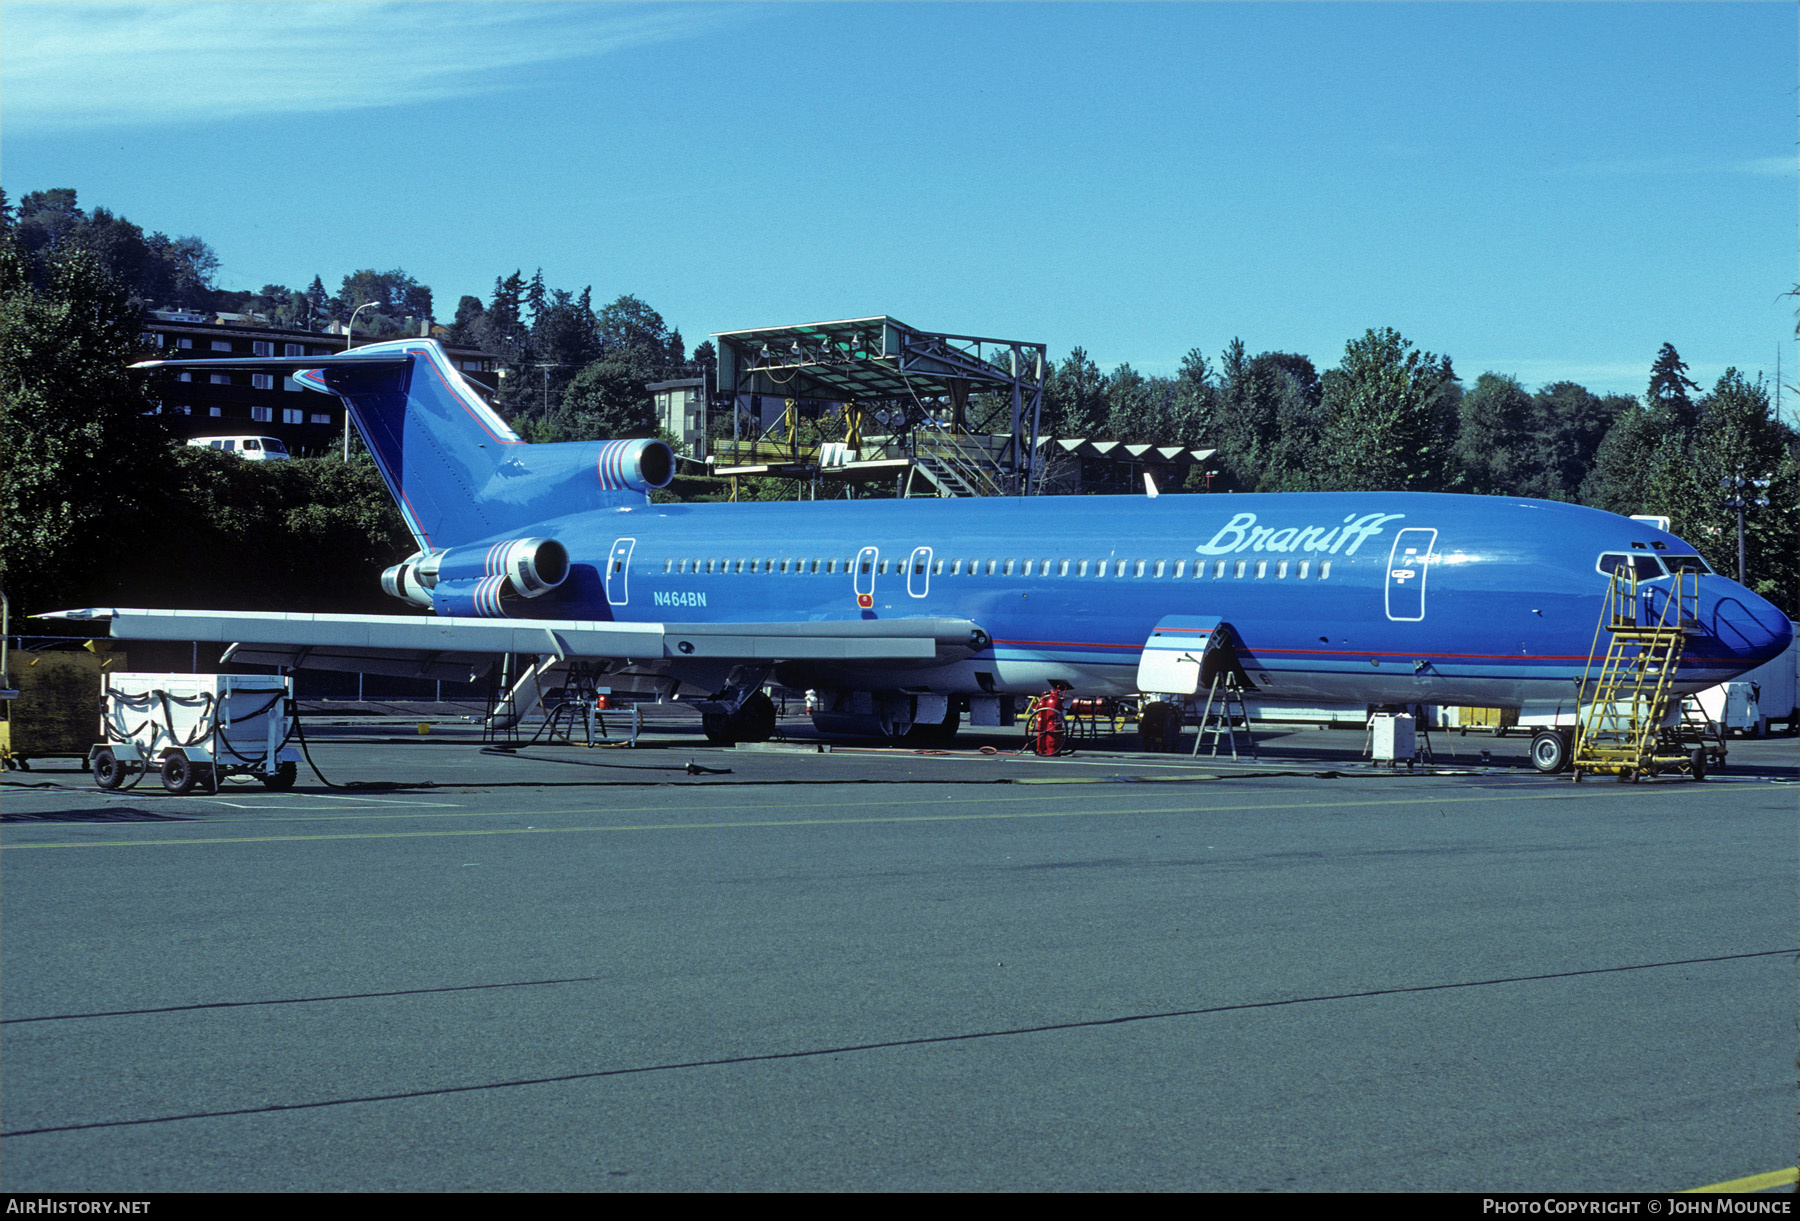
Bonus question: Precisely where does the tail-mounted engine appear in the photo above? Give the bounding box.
[596,438,675,493]
[382,537,570,616]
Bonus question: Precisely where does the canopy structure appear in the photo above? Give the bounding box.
[713,317,1048,496]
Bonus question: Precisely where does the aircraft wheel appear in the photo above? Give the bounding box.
[701,712,734,745]
[1137,701,1182,753]
[261,761,298,791]
[732,692,777,744]
[1529,729,1569,774]
[903,705,960,748]
[93,748,125,791]
[161,753,201,795]
[1689,747,1707,781]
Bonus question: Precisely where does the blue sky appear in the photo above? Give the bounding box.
[4,1,1794,404]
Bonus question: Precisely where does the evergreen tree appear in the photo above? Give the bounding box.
[1646,342,1699,428]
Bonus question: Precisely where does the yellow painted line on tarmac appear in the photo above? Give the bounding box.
[1685,1166,1798,1193]
[0,789,1600,850]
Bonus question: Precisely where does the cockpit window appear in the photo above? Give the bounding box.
[1661,554,1712,575]
[1597,552,1666,581]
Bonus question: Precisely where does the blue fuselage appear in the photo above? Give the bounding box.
[482,491,1793,707]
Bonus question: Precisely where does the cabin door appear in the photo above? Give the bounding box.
[1384,528,1438,622]
[606,537,636,607]
[853,546,879,609]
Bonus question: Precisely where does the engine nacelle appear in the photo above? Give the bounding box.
[381,551,442,609]
[596,438,675,493]
[386,538,570,616]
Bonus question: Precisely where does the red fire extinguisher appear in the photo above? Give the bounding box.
[1028,684,1070,756]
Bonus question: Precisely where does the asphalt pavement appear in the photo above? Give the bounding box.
[2,714,1795,1190]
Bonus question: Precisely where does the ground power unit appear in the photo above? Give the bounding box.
[90,672,299,794]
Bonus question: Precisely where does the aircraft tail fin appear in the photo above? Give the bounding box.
[136,339,674,550]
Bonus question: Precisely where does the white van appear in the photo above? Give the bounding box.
[186,436,291,460]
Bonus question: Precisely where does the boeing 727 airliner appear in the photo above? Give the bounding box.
[55,339,1793,766]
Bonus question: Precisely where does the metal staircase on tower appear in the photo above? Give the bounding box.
[1570,565,1717,782]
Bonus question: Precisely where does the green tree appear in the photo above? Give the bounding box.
[1646,341,1699,429]
[1455,373,1536,494]
[1045,347,1105,437]
[0,241,169,614]
[1519,382,1630,501]
[1315,327,1458,491]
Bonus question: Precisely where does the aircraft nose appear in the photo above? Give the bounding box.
[1707,581,1794,665]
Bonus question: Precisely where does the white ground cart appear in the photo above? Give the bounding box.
[90,672,300,794]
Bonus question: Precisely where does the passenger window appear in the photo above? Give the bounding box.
[1134,560,1146,578]
[1153,560,1166,578]
[1298,560,1310,579]
[1214,561,1226,579]
[1319,562,1331,580]
[1004,559,1016,576]
[1058,560,1069,576]
[1234,561,1246,579]
[1173,560,1185,578]
[1255,561,1267,579]
[664,558,673,573]
[1115,560,1127,577]
[1277,561,1288,579]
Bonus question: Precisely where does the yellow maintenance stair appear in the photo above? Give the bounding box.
[1571,565,1717,782]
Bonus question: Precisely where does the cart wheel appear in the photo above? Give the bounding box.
[161,753,200,795]
[1616,768,1634,783]
[93,748,126,791]
[261,761,298,791]
[1689,747,1707,781]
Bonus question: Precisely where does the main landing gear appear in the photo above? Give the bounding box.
[702,691,777,745]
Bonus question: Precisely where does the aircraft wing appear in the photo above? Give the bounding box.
[43,609,990,683]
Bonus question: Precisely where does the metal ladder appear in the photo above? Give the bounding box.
[1571,567,1699,781]
[1191,671,1257,760]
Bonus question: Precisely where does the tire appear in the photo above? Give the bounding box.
[732,692,777,744]
[1137,701,1180,753]
[261,761,298,791]
[701,711,734,745]
[1689,747,1707,781]
[161,753,199,795]
[1529,729,1569,774]
[93,748,125,791]
[903,704,961,748]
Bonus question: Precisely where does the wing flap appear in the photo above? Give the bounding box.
[45,609,986,667]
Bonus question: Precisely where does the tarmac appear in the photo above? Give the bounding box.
[2,708,1795,1191]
